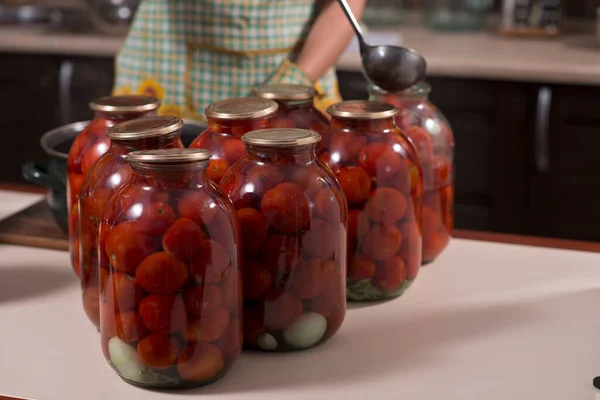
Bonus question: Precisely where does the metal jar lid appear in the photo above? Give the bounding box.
[205,98,278,120]
[242,128,321,148]
[107,116,184,140]
[127,148,212,164]
[252,84,317,101]
[89,95,161,113]
[326,100,398,120]
[369,81,431,97]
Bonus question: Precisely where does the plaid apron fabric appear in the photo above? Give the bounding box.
[113,0,341,120]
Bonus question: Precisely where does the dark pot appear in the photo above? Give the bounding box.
[21,120,206,234]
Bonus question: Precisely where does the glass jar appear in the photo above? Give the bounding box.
[79,117,184,329]
[369,83,454,264]
[323,101,423,301]
[189,98,278,184]
[252,84,330,155]
[99,148,242,388]
[67,95,160,277]
[220,129,347,352]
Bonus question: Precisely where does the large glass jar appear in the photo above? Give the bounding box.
[79,117,184,329]
[189,98,278,184]
[99,148,242,388]
[220,129,347,352]
[323,101,423,301]
[67,95,160,277]
[252,84,330,155]
[369,83,454,264]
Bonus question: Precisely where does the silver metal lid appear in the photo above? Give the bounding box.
[205,97,278,120]
[326,100,398,120]
[369,81,431,96]
[107,116,184,140]
[89,95,161,113]
[252,84,317,101]
[242,128,321,147]
[126,148,212,164]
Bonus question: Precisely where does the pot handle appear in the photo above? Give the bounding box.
[21,162,63,190]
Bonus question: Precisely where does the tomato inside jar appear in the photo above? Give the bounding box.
[67,95,160,277]
[220,128,347,352]
[189,97,278,184]
[324,100,424,301]
[99,148,242,388]
[252,84,330,155]
[369,82,454,264]
[78,117,184,329]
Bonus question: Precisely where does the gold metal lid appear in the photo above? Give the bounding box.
[252,84,317,101]
[89,95,161,113]
[242,128,321,148]
[107,116,184,140]
[326,100,398,120]
[127,148,212,164]
[205,97,278,120]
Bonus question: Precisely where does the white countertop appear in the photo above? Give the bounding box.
[2,24,600,85]
[0,190,600,400]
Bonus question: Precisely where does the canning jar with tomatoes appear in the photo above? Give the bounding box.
[252,84,330,154]
[189,97,278,184]
[220,129,347,352]
[78,117,184,329]
[67,95,160,277]
[323,100,423,301]
[369,82,454,263]
[99,148,241,388]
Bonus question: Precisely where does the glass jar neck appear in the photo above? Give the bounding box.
[246,144,317,164]
[94,110,156,123]
[208,116,270,137]
[330,116,396,132]
[110,132,183,155]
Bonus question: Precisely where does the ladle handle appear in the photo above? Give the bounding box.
[335,0,367,49]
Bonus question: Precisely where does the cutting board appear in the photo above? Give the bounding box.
[0,199,68,251]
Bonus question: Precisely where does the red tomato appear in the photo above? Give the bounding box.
[184,307,230,342]
[184,285,223,316]
[135,252,189,294]
[260,234,302,272]
[362,224,403,261]
[261,182,311,234]
[82,286,100,327]
[422,205,442,239]
[189,239,231,280]
[115,311,149,343]
[289,258,324,299]
[178,191,218,226]
[162,218,205,261]
[270,117,296,128]
[263,292,303,330]
[220,267,241,312]
[315,187,342,224]
[117,185,169,214]
[222,139,246,164]
[423,232,450,263]
[237,208,268,257]
[348,253,376,281]
[348,209,370,241]
[105,222,156,273]
[303,219,338,260]
[246,164,285,195]
[397,220,422,280]
[365,188,407,224]
[137,334,181,368]
[358,142,403,180]
[81,188,113,226]
[337,166,371,204]
[103,272,143,312]
[329,129,367,164]
[81,139,110,175]
[289,167,326,198]
[69,174,85,200]
[138,294,187,334]
[177,342,224,383]
[214,318,242,363]
[243,260,274,301]
[431,155,451,186]
[403,126,433,161]
[310,274,344,319]
[393,161,421,195]
[207,159,230,184]
[137,201,176,235]
[373,256,407,292]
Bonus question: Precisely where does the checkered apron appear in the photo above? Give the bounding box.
[113,0,341,120]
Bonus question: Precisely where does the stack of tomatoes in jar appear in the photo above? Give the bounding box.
[67,95,161,277]
[370,82,455,264]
